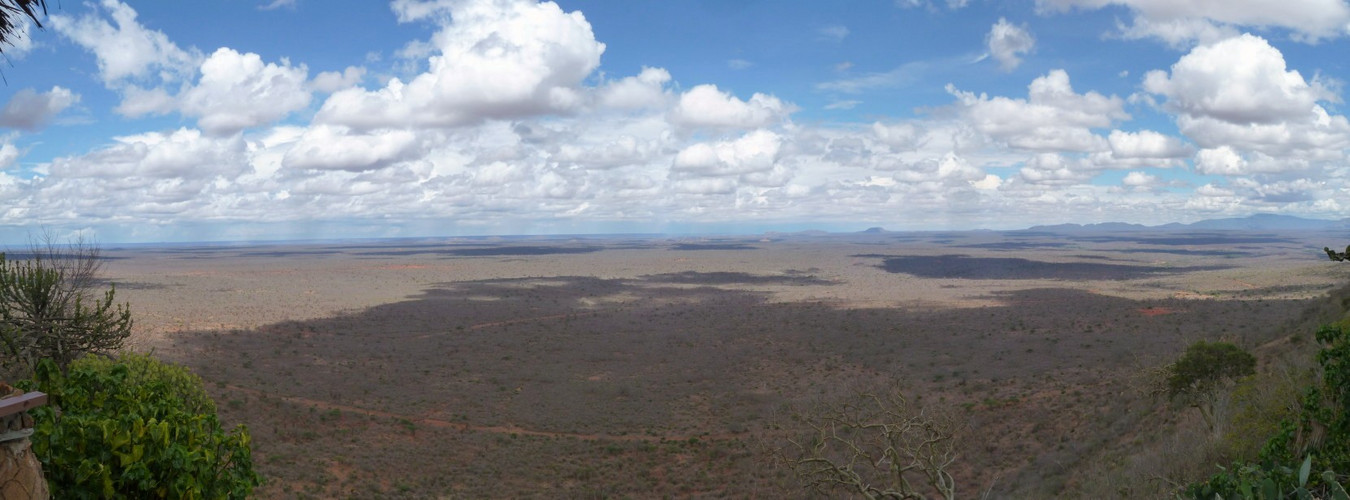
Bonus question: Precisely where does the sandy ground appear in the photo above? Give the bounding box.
[97,231,1350,351]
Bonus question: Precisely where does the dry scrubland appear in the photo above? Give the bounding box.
[96,230,1350,498]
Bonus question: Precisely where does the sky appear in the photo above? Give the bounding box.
[1,0,1349,243]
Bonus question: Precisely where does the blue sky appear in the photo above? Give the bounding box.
[0,0,1349,243]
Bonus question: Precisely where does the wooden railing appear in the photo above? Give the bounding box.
[0,392,45,420]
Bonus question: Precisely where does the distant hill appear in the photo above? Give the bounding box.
[1027,214,1350,233]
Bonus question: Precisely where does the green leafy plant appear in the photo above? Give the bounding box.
[0,238,132,376]
[1164,341,1257,432]
[18,353,261,499]
[1187,324,1350,498]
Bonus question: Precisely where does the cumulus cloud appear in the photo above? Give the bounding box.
[1036,0,1350,45]
[0,87,80,131]
[1144,35,1333,125]
[48,128,249,180]
[1122,171,1159,188]
[1106,130,1191,159]
[947,69,1128,152]
[986,18,1035,71]
[310,66,367,93]
[668,84,793,130]
[50,0,199,84]
[597,67,671,110]
[0,143,19,170]
[282,125,426,172]
[317,0,606,129]
[1018,153,1095,185]
[672,129,783,176]
[1146,34,1350,173]
[180,48,312,136]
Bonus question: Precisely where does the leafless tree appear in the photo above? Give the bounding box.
[769,389,964,500]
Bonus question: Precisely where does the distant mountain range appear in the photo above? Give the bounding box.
[1025,214,1350,233]
[849,215,1350,236]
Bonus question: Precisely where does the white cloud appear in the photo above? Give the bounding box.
[727,59,753,70]
[673,129,783,176]
[50,0,199,84]
[317,0,605,129]
[0,87,80,131]
[310,66,367,93]
[947,69,1128,152]
[596,67,671,110]
[1194,146,1248,175]
[1106,130,1191,158]
[1122,171,1159,187]
[1036,0,1350,45]
[389,0,457,23]
[180,48,312,136]
[1145,34,1350,173]
[259,0,298,10]
[282,125,425,172]
[1143,35,1333,125]
[0,143,19,170]
[986,18,1035,71]
[1018,153,1095,185]
[114,86,176,117]
[48,128,249,180]
[669,84,792,129]
[819,25,850,42]
[816,61,927,93]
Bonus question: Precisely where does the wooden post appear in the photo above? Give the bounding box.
[0,393,45,420]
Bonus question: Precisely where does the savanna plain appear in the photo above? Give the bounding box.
[97,229,1350,498]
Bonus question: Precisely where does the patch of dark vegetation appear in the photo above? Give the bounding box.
[1070,234,1293,246]
[1069,254,1115,261]
[861,254,1230,280]
[359,246,603,257]
[0,252,125,261]
[641,271,835,286]
[669,243,758,251]
[1114,248,1250,257]
[958,241,1072,250]
[239,250,345,258]
[90,279,177,290]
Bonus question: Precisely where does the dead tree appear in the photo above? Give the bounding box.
[770,390,963,500]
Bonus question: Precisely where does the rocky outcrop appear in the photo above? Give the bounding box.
[0,384,48,500]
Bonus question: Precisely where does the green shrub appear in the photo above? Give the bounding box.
[18,353,261,499]
[1187,325,1350,498]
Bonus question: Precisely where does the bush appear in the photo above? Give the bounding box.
[0,238,132,377]
[1164,341,1257,433]
[18,353,260,499]
[1186,324,1350,498]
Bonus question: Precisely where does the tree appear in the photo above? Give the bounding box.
[0,236,132,376]
[1326,246,1349,262]
[1163,340,1257,433]
[0,0,45,52]
[769,389,963,500]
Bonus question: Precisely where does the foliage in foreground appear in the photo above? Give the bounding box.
[0,240,132,377]
[18,353,260,499]
[1186,324,1350,498]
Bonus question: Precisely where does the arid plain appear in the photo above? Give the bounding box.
[93,229,1350,498]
